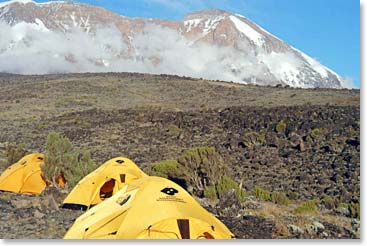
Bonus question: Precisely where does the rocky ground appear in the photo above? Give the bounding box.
[0,72,360,239]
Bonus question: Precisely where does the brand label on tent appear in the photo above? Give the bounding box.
[157,187,186,203]
[160,187,178,196]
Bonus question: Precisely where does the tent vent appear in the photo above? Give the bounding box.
[177,219,190,239]
[116,159,124,164]
[109,231,117,235]
[120,174,126,183]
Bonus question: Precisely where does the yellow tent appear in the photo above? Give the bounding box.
[0,153,47,194]
[62,157,147,210]
[64,176,234,239]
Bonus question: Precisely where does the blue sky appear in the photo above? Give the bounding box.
[2,0,361,87]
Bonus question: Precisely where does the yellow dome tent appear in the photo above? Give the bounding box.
[62,157,147,210]
[64,176,234,239]
[0,153,47,194]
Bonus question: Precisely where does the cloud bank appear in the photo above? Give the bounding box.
[0,21,351,88]
[0,21,271,83]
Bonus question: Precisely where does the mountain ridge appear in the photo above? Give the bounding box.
[0,0,346,88]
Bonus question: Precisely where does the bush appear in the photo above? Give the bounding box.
[242,131,265,147]
[253,187,271,201]
[348,203,360,219]
[275,121,287,134]
[63,149,98,189]
[204,186,217,200]
[294,200,318,213]
[42,132,98,190]
[309,128,327,141]
[166,124,182,136]
[5,143,30,166]
[271,192,290,206]
[151,160,182,178]
[177,147,226,194]
[202,176,246,202]
[338,203,349,209]
[346,127,357,137]
[216,175,246,202]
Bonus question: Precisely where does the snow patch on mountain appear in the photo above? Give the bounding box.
[229,15,265,47]
[184,18,201,32]
[34,18,49,32]
[202,16,225,35]
[260,51,303,87]
[0,2,348,88]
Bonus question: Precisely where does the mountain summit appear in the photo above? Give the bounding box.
[0,0,345,88]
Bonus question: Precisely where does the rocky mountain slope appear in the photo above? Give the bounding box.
[0,72,360,239]
[0,0,345,88]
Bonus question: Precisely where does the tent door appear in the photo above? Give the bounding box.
[99,179,116,200]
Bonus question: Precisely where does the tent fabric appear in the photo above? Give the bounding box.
[136,217,230,239]
[62,157,147,210]
[0,153,47,194]
[64,176,234,239]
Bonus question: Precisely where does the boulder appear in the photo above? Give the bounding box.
[288,224,304,235]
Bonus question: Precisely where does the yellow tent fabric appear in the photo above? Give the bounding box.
[62,157,147,210]
[0,153,46,194]
[64,176,234,239]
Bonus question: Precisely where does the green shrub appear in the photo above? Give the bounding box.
[294,200,318,213]
[155,147,233,199]
[216,175,246,202]
[63,149,98,189]
[338,203,349,209]
[166,124,182,136]
[309,128,327,140]
[42,132,98,190]
[253,187,271,201]
[151,160,182,178]
[346,127,357,137]
[275,121,287,134]
[271,192,290,206]
[348,203,360,219]
[216,175,238,196]
[202,176,246,202]
[178,147,226,193]
[242,132,265,147]
[204,186,217,200]
[5,143,30,166]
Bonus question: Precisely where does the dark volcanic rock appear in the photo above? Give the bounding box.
[219,215,276,239]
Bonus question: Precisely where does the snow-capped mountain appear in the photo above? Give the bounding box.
[0,0,345,88]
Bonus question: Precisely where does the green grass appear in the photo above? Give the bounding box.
[253,187,271,201]
[294,200,318,214]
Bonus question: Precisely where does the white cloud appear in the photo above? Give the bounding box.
[0,21,347,88]
[340,77,357,89]
[0,21,271,83]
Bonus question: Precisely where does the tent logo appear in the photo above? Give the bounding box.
[161,187,178,196]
